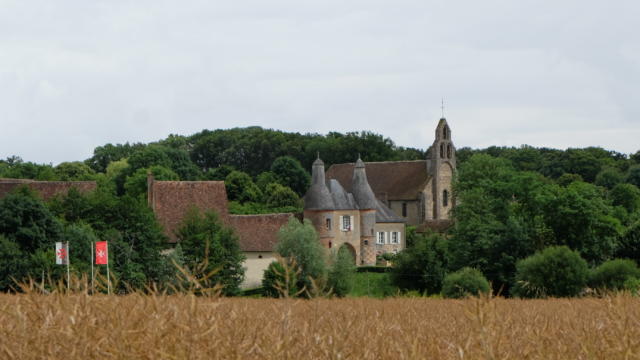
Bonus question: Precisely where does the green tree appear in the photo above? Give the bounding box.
[127,145,172,173]
[176,208,245,296]
[0,188,64,253]
[262,259,300,298]
[264,183,301,208]
[557,173,583,187]
[54,162,96,181]
[124,166,179,199]
[627,165,640,188]
[512,246,589,298]
[255,171,279,191]
[0,235,28,290]
[270,156,310,196]
[86,142,145,173]
[224,171,262,203]
[595,167,625,189]
[391,231,448,294]
[275,217,327,292]
[589,259,640,292]
[203,165,235,181]
[610,183,640,213]
[328,245,356,297]
[441,267,490,298]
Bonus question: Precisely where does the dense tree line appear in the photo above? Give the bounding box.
[2,127,640,296]
[394,147,640,297]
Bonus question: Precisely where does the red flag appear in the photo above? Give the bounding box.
[95,241,108,265]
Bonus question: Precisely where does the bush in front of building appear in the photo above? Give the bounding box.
[512,246,589,298]
[441,267,490,299]
[589,259,640,292]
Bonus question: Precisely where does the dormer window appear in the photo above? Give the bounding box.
[443,127,448,139]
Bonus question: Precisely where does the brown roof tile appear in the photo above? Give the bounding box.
[229,214,292,252]
[150,180,292,251]
[0,179,97,201]
[150,181,230,243]
[326,160,429,200]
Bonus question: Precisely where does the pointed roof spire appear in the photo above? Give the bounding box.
[351,156,377,209]
[304,154,335,210]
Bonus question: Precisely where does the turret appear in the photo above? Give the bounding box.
[303,156,335,210]
[351,156,377,210]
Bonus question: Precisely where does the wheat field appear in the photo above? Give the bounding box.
[1,292,639,359]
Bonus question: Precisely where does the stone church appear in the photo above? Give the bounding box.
[303,117,456,265]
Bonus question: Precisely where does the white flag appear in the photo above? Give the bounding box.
[55,242,68,265]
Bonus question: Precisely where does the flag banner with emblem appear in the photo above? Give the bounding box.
[95,241,108,265]
[55,242,68,265]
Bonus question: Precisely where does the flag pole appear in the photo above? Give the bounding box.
[91,241,94,295]
[66,241,71,292]
[106,242,111,295]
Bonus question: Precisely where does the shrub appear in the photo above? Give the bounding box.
[590,259,640,292]
[328,246,356,297]
[391,232,448,295]
[275,218,327,292]
[512,246,589,298]
[176,208,246,296]
[441,268,490,298]
[262,259,301,298]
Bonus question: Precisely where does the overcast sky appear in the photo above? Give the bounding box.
[1,0,638,165]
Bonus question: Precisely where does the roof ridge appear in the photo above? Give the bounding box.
[329,160,426,167]
[230,213,292,218]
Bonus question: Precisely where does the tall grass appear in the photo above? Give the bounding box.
[2,289,640,359]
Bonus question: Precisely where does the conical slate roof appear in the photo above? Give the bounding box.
[303,157,335,210]
[351,157,378,210]
[328,179,358,210]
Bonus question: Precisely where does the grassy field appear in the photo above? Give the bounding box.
[349,271,398,298]
[2,292,640,359]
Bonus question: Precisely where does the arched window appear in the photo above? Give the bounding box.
[443,190,449,207]
[443,127,448,139]
[447,144,452,158]
[440,143,445,158]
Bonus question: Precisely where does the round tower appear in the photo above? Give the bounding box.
[351,157,377,265]
[303,156,335,242]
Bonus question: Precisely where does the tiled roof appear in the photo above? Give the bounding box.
[326,160,430,200]
[0,179,97,201]
[150,180,292,252]
[150,181,230,243]
[229,214,292,252]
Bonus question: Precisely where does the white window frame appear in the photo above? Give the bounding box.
[340,215,353,232]
[391,232,399,244]
[376,231,385,244]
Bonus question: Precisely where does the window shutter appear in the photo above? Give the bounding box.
[350,216,354,231]
[339,216,344,231]
[398,232,402,244]
[386,232,390,244]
